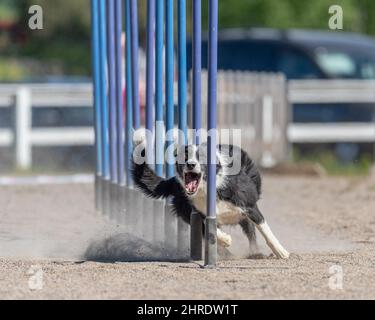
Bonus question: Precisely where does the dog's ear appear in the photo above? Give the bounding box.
[216,150,223,167]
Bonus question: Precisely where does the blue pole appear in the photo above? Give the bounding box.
[125,0,133,187]
[205,0,218,267]
[155,0,164,176]
[178,0,187,145]
[99,0,110,180]
[190,0,203,261]
[165,0,174,178]
[130,0,140,129]
[107,0,118,184]
[115,0,125,186]
[146,0,155,167]
[193,0,202,146]
[91,0,102,176]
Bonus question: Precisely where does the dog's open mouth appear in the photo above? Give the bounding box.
[184,172,202,195]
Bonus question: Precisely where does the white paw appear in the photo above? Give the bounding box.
[275,248,290,259]
[217,231,232,248]
[133,128,146,146]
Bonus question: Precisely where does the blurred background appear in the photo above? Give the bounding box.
[2,0,375,175]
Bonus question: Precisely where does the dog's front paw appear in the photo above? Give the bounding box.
[217,230,232,248]
[275,248,290,259]
[133,128,146,146]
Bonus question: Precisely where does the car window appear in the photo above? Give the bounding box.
[277,47,322,79]
[218,40,278,72]
[194,39,323,79]
[195,40,279,72]
[314,46,375,79]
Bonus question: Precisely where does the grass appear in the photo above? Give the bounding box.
[0,58,29,81]
[293,149,373,176]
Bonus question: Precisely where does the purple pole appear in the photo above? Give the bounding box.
[107,0,118,184]
[193,0,202,145]
[115,0,125,186]
[155,0,164,176]
[178,0,187,145]
[125,0,133,187]
[130,0,140,129]
[190,0,203,260]
[205,0,218,267]
[146,0,155,167]
[165,0,174,178]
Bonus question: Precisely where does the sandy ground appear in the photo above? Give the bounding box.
[0,175,375,299]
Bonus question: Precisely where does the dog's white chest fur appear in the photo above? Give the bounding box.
[190,188,244,226]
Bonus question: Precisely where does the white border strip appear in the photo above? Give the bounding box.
[0,174,94,186]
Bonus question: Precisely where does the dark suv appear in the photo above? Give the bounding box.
[188,28,375,161]
[192,28,375,80]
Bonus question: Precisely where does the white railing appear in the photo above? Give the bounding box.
[288,80,375,143]
[1,79,375,170]
[0,85,94,170]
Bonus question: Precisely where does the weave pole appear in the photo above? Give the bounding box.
[124,0,133,188]
[115,0,125,188]
[190,0,203,261]
[205,0,218,267]
[98,0,110,216]
[155,0,164,176]
[130,0,140,129]
[91,0,218,266]
[106,0,119,220]
[177,0,190,257]
[90,0,102,211]
[165,0,174,179]
[145,0,155,166]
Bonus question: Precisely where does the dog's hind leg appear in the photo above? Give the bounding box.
[239,217,262,257]
[245,205,289,259]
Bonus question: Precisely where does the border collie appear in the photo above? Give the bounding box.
[131,131,289,259]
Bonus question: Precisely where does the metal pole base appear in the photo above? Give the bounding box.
[102,178,111,217]
[109,182,118,222]
[95,174,103,212]
[164,200,177,256]
[153,199,165,244]
[142,196,155,242]
[190,212,203,260]
[177,216,190,261]
[204,216,217,267]
[118,185,128,225]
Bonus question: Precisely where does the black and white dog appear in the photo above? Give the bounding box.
[131,130,289,259]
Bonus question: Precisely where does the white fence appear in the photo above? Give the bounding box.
[288,80,375,143]
[198,71,288,167]
[1,78,375,170]
[0,84,94,170]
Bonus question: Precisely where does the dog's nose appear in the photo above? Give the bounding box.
[187,161,196,170]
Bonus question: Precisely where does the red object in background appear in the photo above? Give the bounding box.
[122,84,146,126]
[0,21,27,44]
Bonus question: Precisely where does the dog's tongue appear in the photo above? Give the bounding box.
[186,179,198,193]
